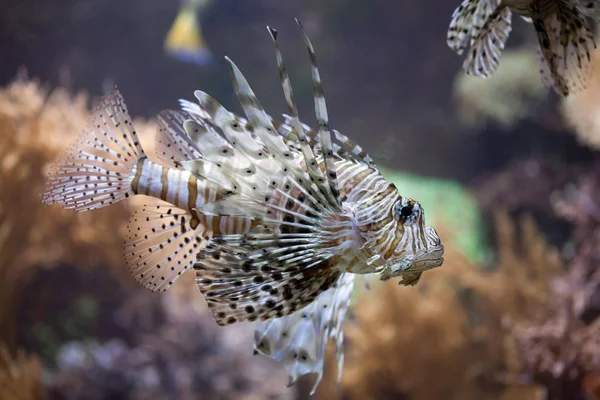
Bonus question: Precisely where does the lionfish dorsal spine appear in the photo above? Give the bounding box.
[267,26,341,209]
[296,19,343,208]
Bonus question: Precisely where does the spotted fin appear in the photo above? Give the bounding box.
[447,0,503,55]
[195,227,344,326]
[225,57,340,211]
[42,90,144,211]
[186,26,360,326]
[295,20,342,206]
[253,273,355,395]
[125,199,208,292]
[463,4,512,77]
[532,1,596,96]
[155,110,202,168]
[579,0,600,19]
[277,114,374,166]
[267,26,333,205]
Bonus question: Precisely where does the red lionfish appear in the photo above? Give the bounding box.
[447,0,599,96]
[42,21,444,392]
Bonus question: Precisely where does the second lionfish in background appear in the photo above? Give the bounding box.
[447,0,599,96]
[42,20,444,392]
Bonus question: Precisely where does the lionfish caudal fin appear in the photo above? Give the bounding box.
[254,273,355,395]
[447,0,504,55]
[42,90,210,293]
[461,3,513,77]
[532,0,596,96]
[178,21,365,326]
[42,90,144,211]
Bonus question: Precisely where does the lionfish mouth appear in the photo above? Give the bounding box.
[410,225,445,271]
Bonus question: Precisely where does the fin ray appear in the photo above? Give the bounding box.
[125,199,208,292]
[42,90,143,211]
[463,5,512,78]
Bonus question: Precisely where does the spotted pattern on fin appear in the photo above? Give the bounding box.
[195,229,342,326]
[125,199,207,292]
[532,0,596,96]
[447,0,503,55]
[253,273,355,394]
[42,90,143,211]
[156,109,202,168]
[463,4,512,78]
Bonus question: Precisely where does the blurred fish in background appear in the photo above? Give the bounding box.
[164,0,214,66]
[447,0,598,96]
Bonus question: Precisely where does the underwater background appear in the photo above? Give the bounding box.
[0,0,599,399]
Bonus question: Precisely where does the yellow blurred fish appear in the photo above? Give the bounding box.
[164,0,214,66]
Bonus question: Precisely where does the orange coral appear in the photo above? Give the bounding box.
[317,213,570,400]
[0,78,156,348]
[0,345,45,400]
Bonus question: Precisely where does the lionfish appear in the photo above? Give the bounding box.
[42,21,444,392]
[447,0,599,96]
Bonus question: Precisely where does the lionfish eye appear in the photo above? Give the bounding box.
[399,206,413,218]
[394,201,419,223]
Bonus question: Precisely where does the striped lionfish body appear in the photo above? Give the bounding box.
[447,0,598,96]
[42,21,444,393]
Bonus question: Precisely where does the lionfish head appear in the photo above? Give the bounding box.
[380,197,444,284]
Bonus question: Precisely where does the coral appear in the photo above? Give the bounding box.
[49,273,294,400]
[0,78,156,348]
[503,268,600,400]
[316,212,573,400]
[453,49,547,129]
[474,157,584,217]
[0,345,45,400]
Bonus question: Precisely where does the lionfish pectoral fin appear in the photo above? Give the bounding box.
[42,89,144,211]
[253,273,355,394]
[192,90,269,157]
[194,228,344,326]
[225,56,294,159]
[182,119,236,158]
[125,198,208,292]
[155,109,202,168]
[447,0,482,54]
[193,195,264,220]
[534,1,596,96]
[447,0,502,54]
[463,4,512,78]
[178,158,244,194]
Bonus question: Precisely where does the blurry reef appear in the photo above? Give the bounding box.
[1,0,600,399]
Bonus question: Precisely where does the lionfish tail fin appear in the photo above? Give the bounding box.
[42,90,144,211]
